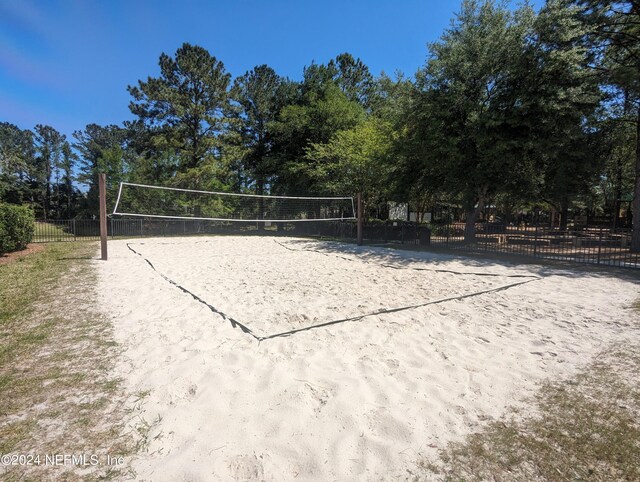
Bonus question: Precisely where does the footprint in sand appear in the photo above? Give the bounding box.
[167,378,198,406]
[228,454,265,481]
[384,358,400,374]
[303,382,333,414]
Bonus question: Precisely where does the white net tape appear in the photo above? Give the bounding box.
[113,182,356,222]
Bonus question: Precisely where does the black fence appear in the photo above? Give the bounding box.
[33,219,640,269]
[427,223,640,269]
[34,218,282,242]
[33,218,432,243]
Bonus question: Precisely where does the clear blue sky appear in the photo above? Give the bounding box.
[0,0,542,141]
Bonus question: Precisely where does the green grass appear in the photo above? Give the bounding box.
[414,342,640,481]
[33,221,75,241]
[0,242,136,481]
[1,242,79,334]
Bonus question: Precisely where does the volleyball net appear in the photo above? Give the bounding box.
[112,182,356,222]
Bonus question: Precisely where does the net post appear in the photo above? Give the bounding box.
[99,173,108,261]
[357,192,363,246]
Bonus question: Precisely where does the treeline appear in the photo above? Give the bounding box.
[0,124,78,219]
[0,0,638,244]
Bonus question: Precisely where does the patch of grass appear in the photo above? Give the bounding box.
[0,242,136,481]
[33,221,75,241]
[0,419,38,454]
[1,243,79,323]
[415,343,640,481]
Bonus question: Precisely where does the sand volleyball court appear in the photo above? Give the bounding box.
[98,236,638,481]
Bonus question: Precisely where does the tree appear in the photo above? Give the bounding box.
[409,0,536,241]
[128,43,231,178]
[33,125,65,219]
[0,123,34,204]
[271,81,366,195]
[528,0,604,229]
[569,0,640,248]
[598,102,636,227]
[230,65,291,195]
[300,53,375,109]
[59,141,78,217]
[370,73,427,213]
[74,124,128,214]
[328,53,376,108]
[370,72,414,125]
[305,117,395,210]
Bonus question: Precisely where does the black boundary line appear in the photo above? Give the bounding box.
[126,243,261,341]
[125,240,542,343]
[273,239,541,280]
[259,277,539,340]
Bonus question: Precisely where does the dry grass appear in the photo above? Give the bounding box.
[0,242,136,481]
[413,342,640,481]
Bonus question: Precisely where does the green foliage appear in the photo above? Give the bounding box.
[305,117,395,205]
[1,123,78,219]
[0,123,35,204]
[598,108,636,217]
[400,0,607,233]
[300,53,375,108]
[370,72,414,125]
[1,4,637,231]
[33,125,70,219]
[230,65,292,193]
[327,53,376,108]
[73,124,128,215]
[408,0,537,225]
[0,203,35,255]
[128,42,231,173]
[529,0,605,219]
[568,0,640,247]
[570,0,640,100]
[272,82,366,195]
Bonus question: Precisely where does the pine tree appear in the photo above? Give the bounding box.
[128,43,231,181]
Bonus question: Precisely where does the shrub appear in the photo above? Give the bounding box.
[0,203,35,255]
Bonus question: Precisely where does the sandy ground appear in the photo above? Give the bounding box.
[97,236,638,481]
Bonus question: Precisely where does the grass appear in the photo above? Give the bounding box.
[0,242,135,481]
[413,341,640,481]
[33,221,76,242]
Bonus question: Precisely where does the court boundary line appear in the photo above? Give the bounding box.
[125,240,542,342]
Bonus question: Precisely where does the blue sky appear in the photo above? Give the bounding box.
[0,0,542,141]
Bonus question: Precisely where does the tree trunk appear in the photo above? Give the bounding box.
[613,90,631,232]
[464,195,484,244]
[560,201,569,231]
[612,197,621,231]
[631,109,640,252]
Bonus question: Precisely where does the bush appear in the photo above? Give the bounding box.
[0,204,35,255]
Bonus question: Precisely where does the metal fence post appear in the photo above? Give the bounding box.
[597,227,603,265]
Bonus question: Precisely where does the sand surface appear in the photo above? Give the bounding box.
[97,236,638,481]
